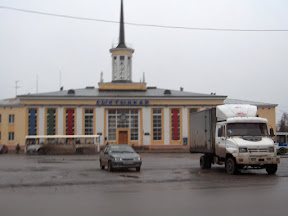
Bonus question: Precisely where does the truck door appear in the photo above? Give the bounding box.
[215,124,226,158]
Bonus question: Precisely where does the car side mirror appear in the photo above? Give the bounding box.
[270,128,275,137]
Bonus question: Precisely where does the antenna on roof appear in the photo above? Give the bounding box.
[100,71,104,83]
[59,70,62,90]
[15,80,20,97]
[143,72,145,83]
[36,74,38,93]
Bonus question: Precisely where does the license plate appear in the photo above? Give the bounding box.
[123,161,134,165]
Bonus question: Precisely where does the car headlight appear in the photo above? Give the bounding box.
[134,157,141,161]
[269,147,274,153]
[114,157,122,161]
[239,148,248,153]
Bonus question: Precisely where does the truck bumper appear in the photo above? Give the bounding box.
[235,155,280,165]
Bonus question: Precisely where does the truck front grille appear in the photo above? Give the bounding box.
[248,148,268,153]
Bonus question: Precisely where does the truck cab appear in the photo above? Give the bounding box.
[215,105,279,174]
[190,104,280,174]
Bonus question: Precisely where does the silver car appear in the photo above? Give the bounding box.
[99,144,142,172]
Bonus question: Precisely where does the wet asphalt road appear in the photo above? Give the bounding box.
[0,153,288,216]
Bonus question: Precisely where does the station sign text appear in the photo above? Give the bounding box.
[96,99,149,106]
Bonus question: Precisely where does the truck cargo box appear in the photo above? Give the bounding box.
[189,108,216,154]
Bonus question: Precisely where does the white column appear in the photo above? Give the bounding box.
[38,107,45,135]
[96,107,104,145]
[164,107,170,145]
[142,107,151,145]
[76,108,82,135]
[57,107,63,135]
[182,107,188,139]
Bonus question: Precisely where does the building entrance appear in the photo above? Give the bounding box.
[107,109,139,142]
[118,130,128,144]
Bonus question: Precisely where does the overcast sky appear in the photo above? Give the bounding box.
[0,0,287,121]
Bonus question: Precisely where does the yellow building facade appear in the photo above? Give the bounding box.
[0,0,277,150]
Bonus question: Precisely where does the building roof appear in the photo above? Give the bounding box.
[0,98,21,107]
[17,87,227,100]
[0,92,277,108]
[225,98,277,108]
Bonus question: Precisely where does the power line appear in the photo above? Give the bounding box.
[1,5,288,32]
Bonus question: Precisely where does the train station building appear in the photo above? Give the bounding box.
[0,1,277,149]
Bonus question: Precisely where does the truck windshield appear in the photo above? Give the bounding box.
[227,123,268,137]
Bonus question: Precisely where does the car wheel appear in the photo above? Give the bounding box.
[266,164,278,175]
[279,148,286,155]
[225,157,238,175]
[100,160,105,170]
[108,161,113,172]
[76,148,84,155]
[38,148,46,155]
[136,167,141,172]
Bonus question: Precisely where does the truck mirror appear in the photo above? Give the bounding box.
[270,128,275,137]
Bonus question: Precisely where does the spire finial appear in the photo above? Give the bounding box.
[117,0,126,48]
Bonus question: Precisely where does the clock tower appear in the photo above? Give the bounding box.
[110,0,134,83]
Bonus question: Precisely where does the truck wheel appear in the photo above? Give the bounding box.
[200,155,211,169]
[200,156,206,169]
[225,157,238,175]
[279,148,286,155]
[266,164,277,175]
[205,155,212,169]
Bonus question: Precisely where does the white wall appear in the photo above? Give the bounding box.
[57,107,63,135]
[164,107,170,145]
[38,107,45,135]
[182,107,188,139]
[96,107,104,145]
[76,108,82,135]
[142,107,151,145]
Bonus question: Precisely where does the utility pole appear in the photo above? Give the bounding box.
[15,80,20,97]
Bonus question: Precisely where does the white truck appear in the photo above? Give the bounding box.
[189,104,280,174]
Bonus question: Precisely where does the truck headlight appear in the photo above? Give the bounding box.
[269,147,274,153]
[239,148,248,153]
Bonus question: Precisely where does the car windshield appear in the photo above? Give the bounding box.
[227,123,268,137]
[110,145,135,153]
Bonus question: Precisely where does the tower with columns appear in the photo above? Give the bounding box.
[110,0,134,83]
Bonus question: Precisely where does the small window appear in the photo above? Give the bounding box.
[0,114,2,123]
[9,114,15,124]
[114,56,117,60]
[218,126,225,137]
[120,56,125,60]
[0,132,1,141]
[190,108,198,114]
[8,132,14,141]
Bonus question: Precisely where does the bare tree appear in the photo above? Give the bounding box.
[278,112,288,132]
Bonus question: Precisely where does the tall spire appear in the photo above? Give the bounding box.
[117,0,126,48]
